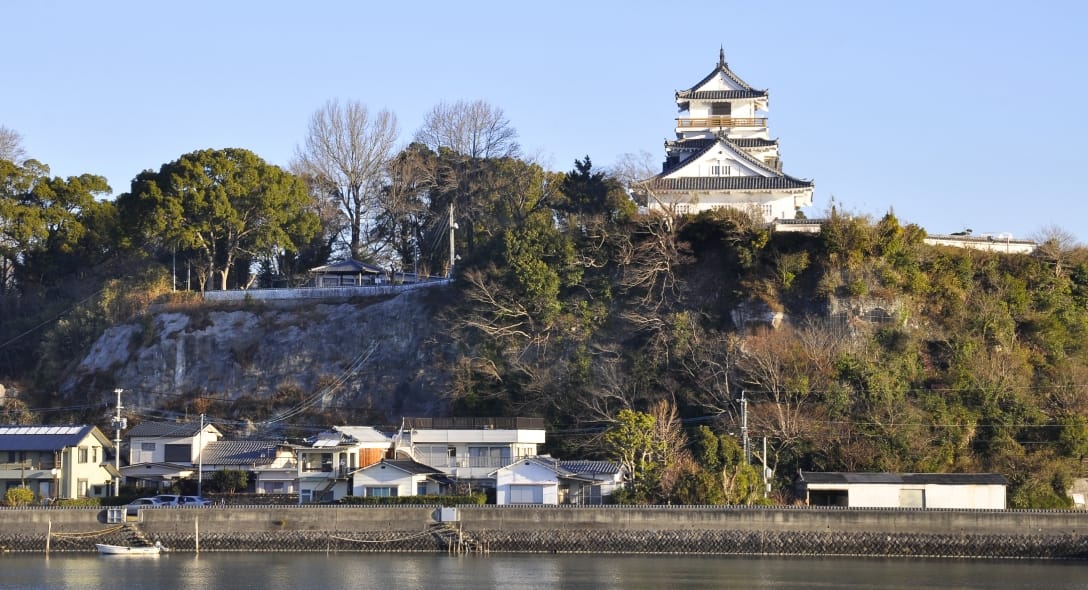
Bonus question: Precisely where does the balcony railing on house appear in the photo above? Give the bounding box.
[676,116,767,129]
[401,417,546,430]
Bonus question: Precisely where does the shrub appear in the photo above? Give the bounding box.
[3,486,35,507]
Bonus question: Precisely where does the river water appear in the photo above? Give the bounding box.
[0,553,1084,589]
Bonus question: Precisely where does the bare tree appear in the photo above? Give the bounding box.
[0,126,26,163]
[293,100,399,261]
[414,100,519,160]
[1032,224,1082,278]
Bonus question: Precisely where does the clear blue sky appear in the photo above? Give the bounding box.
[6,1,1087,241]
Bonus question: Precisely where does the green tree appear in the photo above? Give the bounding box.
[117,148,319,291]
[0,159,112,295]
[212,469,249,494]
[604,408,667,503]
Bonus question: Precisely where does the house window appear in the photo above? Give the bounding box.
[263,482,284,493]
[710,103,731,116]
[417,483,428,496]
[674,203,691,216]
[141,443,156,452]
[78,447,89,464]
[164,444,191,463]
[91,447,98,463]
[509,484,544,504]
[761,204,773,218]
[78,479,89,497]
[366,486,397,498]
[469,446,511,468]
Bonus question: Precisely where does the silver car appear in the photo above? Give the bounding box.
[124,497,164,516]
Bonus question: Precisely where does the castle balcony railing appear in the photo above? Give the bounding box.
[676,116,767,129]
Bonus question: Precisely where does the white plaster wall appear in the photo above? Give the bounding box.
[495,461,559,505]
[352,464,421,497]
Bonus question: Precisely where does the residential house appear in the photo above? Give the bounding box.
[121,420,222,490]
[351,459,453,498]
[493,456,624,505]
[395,417,545,485]
[297,427,392,503]
[798,472,1008,509]
[0,425,118,500]
[200,440,298,494]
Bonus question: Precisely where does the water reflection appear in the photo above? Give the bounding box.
[7,553,1088,590]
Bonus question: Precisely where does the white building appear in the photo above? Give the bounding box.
[798,472,1008,509]
[645,48,814,221]
[493,457,624,505]
[351,459,452,498]
[297,427,392,503]
[395,417,545,483]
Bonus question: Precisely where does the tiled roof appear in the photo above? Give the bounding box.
[651,176,813,191]
[127,421,207,438]
[668,137,777,152]
[800,472,1009,486]
[557,460,622,476]
[680,49,761,95]
[0,425,97,452]
[310,259,383,275]
[201,440,287,466]
[363,459,442,475]
[679,89,767,101]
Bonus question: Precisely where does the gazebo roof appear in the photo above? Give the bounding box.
[309,259,383,275]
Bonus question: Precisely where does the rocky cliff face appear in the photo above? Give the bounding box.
[62,287,456,423]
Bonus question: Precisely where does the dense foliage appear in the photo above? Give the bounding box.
[3,131,1088,508]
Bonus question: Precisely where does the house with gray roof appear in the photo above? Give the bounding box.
[0,425,118,501]
[351,459,454,498]
[121,420,222,490]
[798,471,1008,509]
[201,440,298,494]
[493,456,624,505]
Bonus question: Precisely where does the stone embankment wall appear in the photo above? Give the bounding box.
[3,505,1088,559]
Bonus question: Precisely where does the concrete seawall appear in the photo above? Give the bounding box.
[3,505,1087,559]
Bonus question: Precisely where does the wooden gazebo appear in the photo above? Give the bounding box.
[309,259,385,287]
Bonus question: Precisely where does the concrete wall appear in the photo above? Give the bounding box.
[4,505,1088,557]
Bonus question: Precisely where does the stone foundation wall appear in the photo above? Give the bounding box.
[3,505,1087,559]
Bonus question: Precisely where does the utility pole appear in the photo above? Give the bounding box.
[448,201,457,278]
[197,413,205,497]
[762,436,769,499]
[739,391,750,464]
[110,389,126,496]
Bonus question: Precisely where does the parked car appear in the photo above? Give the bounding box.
[124,497,164,516]
[151,494,181,506]
[178,495,211,506]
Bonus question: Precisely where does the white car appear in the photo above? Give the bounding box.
[124,497,164,516]
[178,495,212,506]
[152,494,181,506]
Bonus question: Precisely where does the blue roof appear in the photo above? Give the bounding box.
[0,425,103,451]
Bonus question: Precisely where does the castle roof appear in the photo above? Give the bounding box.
[676,48,767,110]
[650,176,813,192]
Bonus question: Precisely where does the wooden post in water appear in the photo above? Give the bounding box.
[195,517,199,554]
[45,521,51,555]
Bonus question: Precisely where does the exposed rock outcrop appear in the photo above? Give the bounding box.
[62,288,456,422]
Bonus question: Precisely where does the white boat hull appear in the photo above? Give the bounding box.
[95,544,162,555]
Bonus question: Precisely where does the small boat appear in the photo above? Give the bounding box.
[96,542,164,555]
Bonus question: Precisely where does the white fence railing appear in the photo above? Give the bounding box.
[202,280,451,302]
